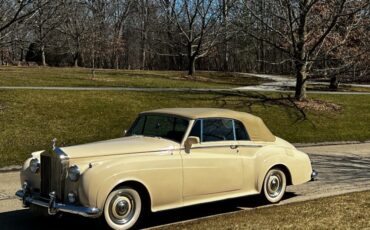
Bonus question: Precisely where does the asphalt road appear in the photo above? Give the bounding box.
[1,143,370,229]
[1,86,370,95]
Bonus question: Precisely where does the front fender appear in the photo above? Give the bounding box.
[78,153,183,212]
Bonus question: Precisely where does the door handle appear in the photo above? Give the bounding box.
[230,145,238,149]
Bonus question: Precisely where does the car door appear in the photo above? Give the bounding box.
[234,120,263,193]
[181,118,244,198]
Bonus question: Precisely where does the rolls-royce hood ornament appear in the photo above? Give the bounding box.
[52,138,57,150]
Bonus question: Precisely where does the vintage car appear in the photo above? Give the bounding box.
[16,108,316,229]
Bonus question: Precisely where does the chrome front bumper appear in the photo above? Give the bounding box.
[15,182,101,218]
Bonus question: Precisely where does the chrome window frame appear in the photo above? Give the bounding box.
[193,117,238,143]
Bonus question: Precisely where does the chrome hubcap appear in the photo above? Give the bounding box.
[116,200,129,216]
[109,192,135,225]
[267,172,282,198]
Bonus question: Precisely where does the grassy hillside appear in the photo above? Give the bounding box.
[0,67,269,88]
[0,90,369,167]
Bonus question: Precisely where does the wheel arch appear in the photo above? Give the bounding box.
[271,164,292,186]
[258,163,292,193]
[112,180,152,212]
[97,178,153,212]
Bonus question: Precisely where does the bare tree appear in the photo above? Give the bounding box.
[110,0,133,69]
[33,0,63,66]
[237,0,369,100]
[160,0,226,76]
[58,1,91,67]
[0,0,37,35]
[0,0,368,86]
[220,0,238,71]
[313,3,370,88]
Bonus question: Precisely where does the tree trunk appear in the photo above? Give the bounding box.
[140,6,148,70]
[115,55,119,70]
[222,0,229,72]
[41,44,46,66]
[329,76,339,90]
[188,56,196,76]
[74,53,79,67]
[20,48,24,62]
[294,61,307,100]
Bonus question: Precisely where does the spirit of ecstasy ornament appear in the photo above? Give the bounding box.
[52,138,57,150]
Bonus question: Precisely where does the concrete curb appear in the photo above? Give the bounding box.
[0,140,369,173]
[293,140,370,147]
[0,165,22,173]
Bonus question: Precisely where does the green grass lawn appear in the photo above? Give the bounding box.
[306,84,370,93]
[157,191,370,229]
[0,90,369,167]
[0,67,269,88]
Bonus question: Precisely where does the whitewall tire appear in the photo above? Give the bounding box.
[103,187,142,230]
[262,168,286,203]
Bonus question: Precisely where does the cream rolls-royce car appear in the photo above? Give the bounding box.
[16,108,317,230]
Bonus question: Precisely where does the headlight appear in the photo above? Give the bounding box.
[29,158,40,173]
[68,165,80,182]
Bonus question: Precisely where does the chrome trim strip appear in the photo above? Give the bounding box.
[15,190,101,218]
[237,144,263,148]
[184,144,262,150]
[72,144,264,159]
[200,119,203,143]
[232,120,236,141]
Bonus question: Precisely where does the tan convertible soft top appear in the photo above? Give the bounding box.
[142,108,276,142]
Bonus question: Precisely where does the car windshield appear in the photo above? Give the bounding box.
[126,114,189,143]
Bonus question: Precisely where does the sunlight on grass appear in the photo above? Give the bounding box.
[0,90,369,166]
[0,67,269,88]
[157,191,370,230]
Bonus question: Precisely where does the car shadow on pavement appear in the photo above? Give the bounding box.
[0,192,297,230]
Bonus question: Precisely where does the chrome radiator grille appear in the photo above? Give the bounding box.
[40,152,68,201]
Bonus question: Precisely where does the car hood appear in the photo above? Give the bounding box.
[60,136,179,159]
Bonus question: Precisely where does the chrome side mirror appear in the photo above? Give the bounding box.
[184,136,200,153]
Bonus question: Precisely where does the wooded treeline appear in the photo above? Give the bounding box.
[0,0,369,99]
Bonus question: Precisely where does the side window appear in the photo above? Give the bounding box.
[168,118,189,142]
[142,115,174,136]
[129,116,146,135]
[203,119,234,142]
[189,120,201,140]
[174,118,188,133]
[235,120,250,140]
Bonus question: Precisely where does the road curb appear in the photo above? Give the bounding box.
[0,140,369,173]
[293,140,370,147]
[1,86,370,95]
[0,165,22,173]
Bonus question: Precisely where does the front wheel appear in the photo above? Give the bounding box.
[103,186,143,230]
[262,168,286,203]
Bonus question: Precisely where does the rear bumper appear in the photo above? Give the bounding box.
[15,182,101,218]
[311,169,318,181]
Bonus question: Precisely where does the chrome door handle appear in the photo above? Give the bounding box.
[230,145,238,149]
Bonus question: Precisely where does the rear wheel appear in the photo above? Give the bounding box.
[103,186,143,230]
[262,168,286,203]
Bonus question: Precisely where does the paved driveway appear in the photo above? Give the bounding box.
[1,86,370,95]
[0,143,369,229]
